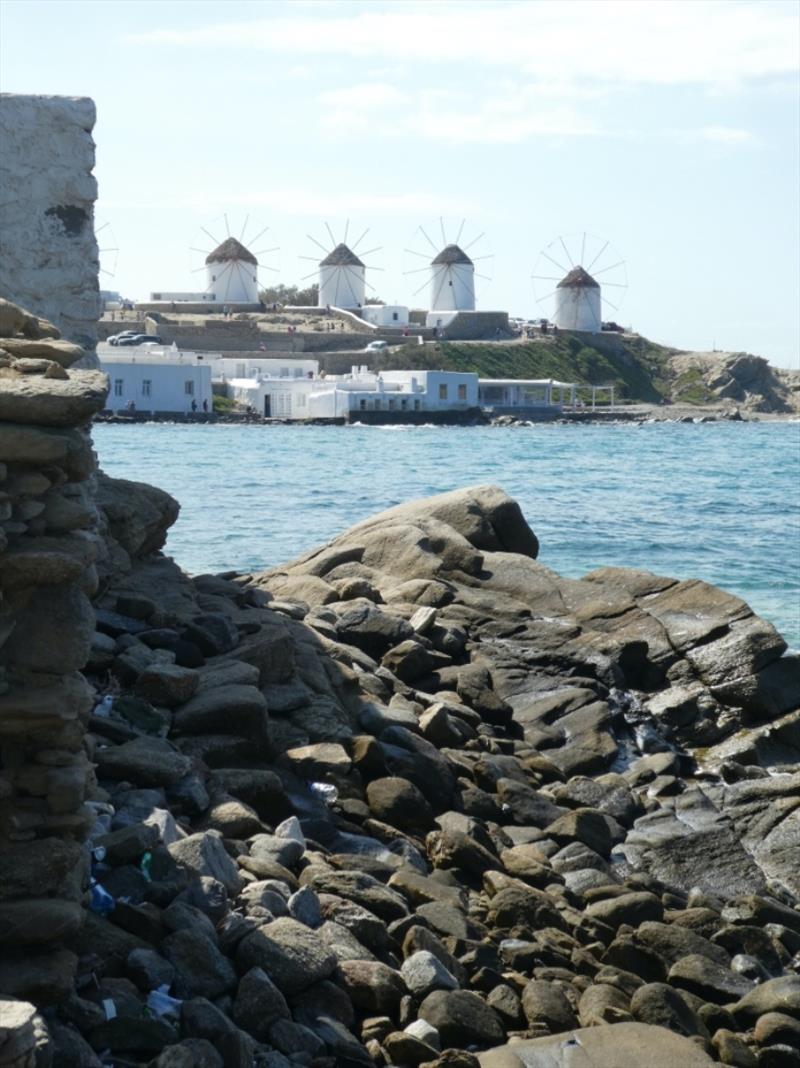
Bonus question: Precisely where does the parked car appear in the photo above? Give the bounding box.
[116,334,163,347]
[364,340,388,352]
[107,331,139,346]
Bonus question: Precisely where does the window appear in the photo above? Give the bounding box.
[414,399,421,411]
[359,399,366,410]
[236,363,246,377]
[401,398,408,410]
[185,380,194,396]
[212,274,216,282]
[373,399,381,410]
[114,379,124,397]
[458,383,467,401]
[392,312,398,321]
[297,394,306,407]
[142,380,152,397]
[439,383,448,400]
[388,398,396,410]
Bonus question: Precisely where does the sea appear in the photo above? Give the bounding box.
[94,420,800,649]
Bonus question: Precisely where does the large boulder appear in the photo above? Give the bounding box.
[478,1022,717,1067]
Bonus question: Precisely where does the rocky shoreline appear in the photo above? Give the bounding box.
[1,298,799,1068]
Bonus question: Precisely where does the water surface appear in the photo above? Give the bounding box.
[94,421,800,646]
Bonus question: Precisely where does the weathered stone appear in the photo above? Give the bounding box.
[366,776,436,833]
[167,831,242,895]
[401,951,459,998]
[420,989,505,1049]
[232,966,290,1039]
[236,918,337,995]
[96,735,191,787]
[337,959,407,1015]
[134,663,198,707]
[477,1022,717,1067]
[668,954,754,1004]
[162,927,237,1000]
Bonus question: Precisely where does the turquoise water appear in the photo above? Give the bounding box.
[94,421,800,647]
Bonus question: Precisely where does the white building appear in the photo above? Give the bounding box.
[99,348,213,414]
[554,266,601,332]
[212,356,319,381]
[205,237,259,305]
[429,244,475,312]
[227,367,478,420]
[478,378,576,411]
[318,244,366,309]
[361,304,409,327]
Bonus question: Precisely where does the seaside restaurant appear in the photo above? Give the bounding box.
[478,378,577,413]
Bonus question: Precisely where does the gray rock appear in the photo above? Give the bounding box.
[235,917,337,995]
[521,980,578,1033]
[232,966,290,1040]
[667,953,754,1005]
[161,928,237,1000]
[477,1021,717,1067]
[288,886,322,927]
[167,831,242,895]
[629,982,707,1038]
[336,959,407,1015]
[366,776,435,834]
[732,975,800,1023]
[400,950,459,997]
[419,990,505,1049]
[95,735,191,788]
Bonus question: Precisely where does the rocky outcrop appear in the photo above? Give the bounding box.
[16,481,792,1067]
[670,350,800,414]
[0,300,108,1007]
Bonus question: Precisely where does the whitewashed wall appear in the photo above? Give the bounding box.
[554,286,602,332]
[319,265,365,309]
[430,264,475,311]
[0,94,100,361]
[206,260,259,304]
[102,359,213,414]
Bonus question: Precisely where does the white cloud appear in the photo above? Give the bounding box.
[128,1,799,89]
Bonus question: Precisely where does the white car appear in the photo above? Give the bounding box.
[364,340,388,352]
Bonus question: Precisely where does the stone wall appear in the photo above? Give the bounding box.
[0,95,100,361]
[0,299,108,1002]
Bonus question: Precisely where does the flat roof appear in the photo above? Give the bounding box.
[479,378,576,388]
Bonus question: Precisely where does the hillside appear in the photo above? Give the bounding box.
[371,334,800,411]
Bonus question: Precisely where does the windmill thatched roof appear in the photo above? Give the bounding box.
[432,244,473,266]
[320,243,365,267]
[206,237,258,266]
[557,266,599,289]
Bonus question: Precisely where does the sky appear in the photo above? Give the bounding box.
[2,0,799,367]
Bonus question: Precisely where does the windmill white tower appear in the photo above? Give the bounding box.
[429,244,475,311]
[319,244,366,308]
[301,223,381,309]
[532,233,627,334]
[404,220,492,314]
[205,237,259,304]
[189,216,278,307]
[554,266,602,331]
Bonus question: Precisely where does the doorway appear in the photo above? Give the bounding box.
[263,395,271,417]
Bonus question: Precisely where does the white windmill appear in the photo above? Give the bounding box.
[191,215,278,306]
[532,233,627,333]
[404,219,493,312]
[300,222,381,309]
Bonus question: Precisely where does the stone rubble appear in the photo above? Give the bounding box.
[0,298,799,1067]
